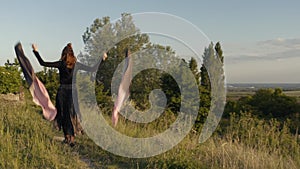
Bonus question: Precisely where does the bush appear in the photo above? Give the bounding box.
[35,67,59,101]
[0,60,22,94]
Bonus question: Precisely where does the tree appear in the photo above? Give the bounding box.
[195,42,225,131]
[0,59,22,94]
[214,42,224,63]
[250,88,298,118]
[189,57,200,86]
[82,13,206,119]
[81,13,150,94]
[225,88,299,119]
[82,14,188,112]
[224,88,300,134]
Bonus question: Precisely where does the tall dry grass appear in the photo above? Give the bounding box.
[74,107,300,168]
[1,95,299,168]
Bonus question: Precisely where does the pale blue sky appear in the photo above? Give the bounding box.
[0,0,299,83]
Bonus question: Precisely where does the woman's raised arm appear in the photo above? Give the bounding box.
[32,44,61,68]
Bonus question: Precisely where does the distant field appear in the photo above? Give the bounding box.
[226,83,300,101]
[284,90,300,97]
[226,91,254,101]
[285,90,300,103]
[227,89,300,102]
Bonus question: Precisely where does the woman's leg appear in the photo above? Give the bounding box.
[71,89,84,136]
[62,101,75,142]
[55,88,63,131]
[58,88,75,145]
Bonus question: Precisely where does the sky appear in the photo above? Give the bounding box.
[0,0,299,83]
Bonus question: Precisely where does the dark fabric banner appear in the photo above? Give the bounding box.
[15,43,34,86]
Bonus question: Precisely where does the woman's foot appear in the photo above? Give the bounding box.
[62,139,68,144]
[63,135,71,144]
[69,136,75,147]
[53,120,61,131]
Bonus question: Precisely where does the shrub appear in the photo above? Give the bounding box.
[0,60,22,94]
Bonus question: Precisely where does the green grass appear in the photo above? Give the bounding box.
[73,113,300,169]
[0,99,89,169]
[1,93,299,168]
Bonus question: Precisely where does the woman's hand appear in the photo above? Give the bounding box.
[32,44,38,52]
[102,52,108,61]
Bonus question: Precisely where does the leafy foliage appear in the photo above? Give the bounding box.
[250,88,299,117]
[0,59,22,94]
[225,88,299,118]
[81,14,198,113]
[81,14,150,101]
[224,88,300,134]
[35,67,59,101]
[195,42,224,131]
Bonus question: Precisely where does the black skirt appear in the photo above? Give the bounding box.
[55,84,82,136]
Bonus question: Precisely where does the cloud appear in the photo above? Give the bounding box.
[224,38,300,64]
[257,38,300,49]
[223,38,300,83]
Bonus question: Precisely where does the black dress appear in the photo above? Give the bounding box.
[33,51,99,137]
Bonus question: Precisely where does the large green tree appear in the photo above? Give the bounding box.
[81,13,216,120]
[81,14,181,111]
[81,13,150,93]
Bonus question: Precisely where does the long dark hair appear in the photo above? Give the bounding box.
[60,43,77,69]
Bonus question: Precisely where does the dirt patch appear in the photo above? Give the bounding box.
[0,93,24,102]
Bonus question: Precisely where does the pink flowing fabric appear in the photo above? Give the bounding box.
[29,76,57,121]
[112,51,132,126]
[15,43,57,121]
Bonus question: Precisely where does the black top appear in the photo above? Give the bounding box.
[33,50,100,85]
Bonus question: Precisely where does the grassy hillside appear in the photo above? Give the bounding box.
[0,99,89,169]
[1,94,299,168]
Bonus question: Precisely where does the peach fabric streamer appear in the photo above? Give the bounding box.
[112,50,132,126]
[29,76,57,121]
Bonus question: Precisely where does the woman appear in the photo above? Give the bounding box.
[32,43,106,147]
